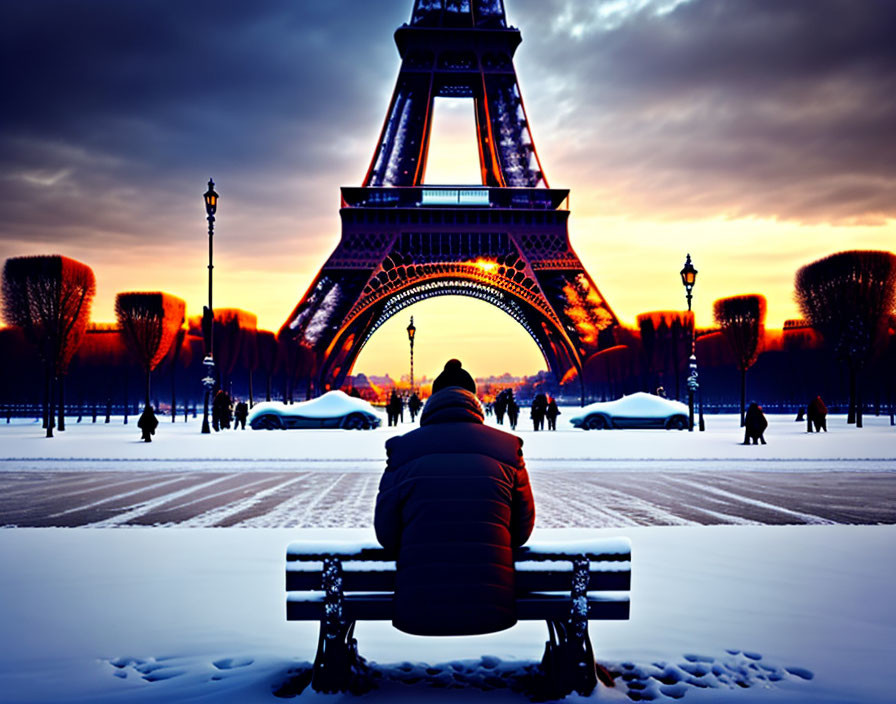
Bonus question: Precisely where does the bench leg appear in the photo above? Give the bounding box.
[311,619,369,693]
[539,557,616,698]
[310,557,370,694]
[540,619,601,698]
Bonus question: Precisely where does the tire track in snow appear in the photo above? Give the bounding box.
[664,476,837,525]
[126,473,297,526]
[237,473,367,528]
[82,475,239,528]
[43,474,195,519]
[530,473,697,527]
[233,474,345,528]
[0,474,196,525]
[177,474,312,527]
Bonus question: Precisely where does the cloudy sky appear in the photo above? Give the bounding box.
[2,0,894,379]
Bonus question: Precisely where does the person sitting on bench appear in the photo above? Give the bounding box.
[374,359,535,636]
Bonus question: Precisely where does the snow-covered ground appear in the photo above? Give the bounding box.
[1,526,893,703]
[1,412,893,702]
[2,412,894,471]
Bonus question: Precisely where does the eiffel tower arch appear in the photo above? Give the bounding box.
[282,0,620,397]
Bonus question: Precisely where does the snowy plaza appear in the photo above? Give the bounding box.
[1,412,895,703]
[3,0,896,702]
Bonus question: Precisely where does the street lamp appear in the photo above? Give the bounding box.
[407,316,416,392]
[679,254,704,431]
[201,178,219,434]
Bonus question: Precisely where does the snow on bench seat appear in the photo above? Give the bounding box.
[285,537,632,621]
[286,537,632,562]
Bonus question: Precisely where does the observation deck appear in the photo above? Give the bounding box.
[341,186,569,210]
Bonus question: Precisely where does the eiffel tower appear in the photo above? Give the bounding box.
[282,0,619,397]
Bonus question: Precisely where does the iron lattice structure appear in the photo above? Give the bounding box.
[282,0,619,395]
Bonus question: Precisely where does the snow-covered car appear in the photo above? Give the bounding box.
[248,391,382,430]
[569,392,690,430]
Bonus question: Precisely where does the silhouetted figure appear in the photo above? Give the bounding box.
[387,389,402,427]
[408,392,422,422]
[743,402,768,445]
[494,390,508,425]
[137,405,158,443]
[234,399,249,430]
[655,386,666,398]
[795,407,805,422]
[375,359,535,636]
[546,397,560,431]
[807,395,827,433]
[531,393,548,431]
[507,395,519,431]
[212,389,232,431]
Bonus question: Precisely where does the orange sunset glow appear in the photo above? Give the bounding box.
[2,1,894,382]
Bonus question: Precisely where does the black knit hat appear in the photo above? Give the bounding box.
[431,359,476,394]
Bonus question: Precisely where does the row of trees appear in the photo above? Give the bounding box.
[581,250,896,428]
[1,254,323,438]
[2,256,96,436]
[3,250,895,433]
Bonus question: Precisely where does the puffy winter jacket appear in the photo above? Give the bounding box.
[374,387,536,636]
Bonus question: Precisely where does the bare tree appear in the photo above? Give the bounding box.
[637,311,694,399]
[2,255,96,437]
[164,326,189,422]
[115,292,186,409]
[795,250,896,427]
[211,309,257,394]
[242,328,258,407]
[713,295,767,426]
[256,330,278,402]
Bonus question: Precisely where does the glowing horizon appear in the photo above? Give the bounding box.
[2,1,894,381]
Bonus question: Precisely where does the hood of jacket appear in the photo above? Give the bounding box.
[420,387,483,427]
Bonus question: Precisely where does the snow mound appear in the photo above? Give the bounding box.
[249,391,377,420]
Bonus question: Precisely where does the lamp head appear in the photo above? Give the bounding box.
[407,316,416,342]
[204,178,219,216]
[680,253,698,291]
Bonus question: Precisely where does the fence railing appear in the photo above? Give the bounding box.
[1,403,200,423]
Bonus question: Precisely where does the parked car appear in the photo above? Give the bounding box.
[248,391,382,430]
[569,392,690,430]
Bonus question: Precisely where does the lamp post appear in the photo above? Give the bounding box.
[407,316,416,392]
[201,178,219,434]
[679,254,704,431]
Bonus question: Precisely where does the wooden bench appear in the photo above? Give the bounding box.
[285,537,631,697]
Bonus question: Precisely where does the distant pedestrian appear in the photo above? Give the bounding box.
[137,405,158,443]
[743,402,768,445]
[507,396,519,431]
[807,395,827,433]
[546,397,560,431]
[234,399,249,430]
[408,392,422,422]
[212,389,232,431]
[531,393,547,431]
[388,389,402,427]
[656,386,666,398]
[494,391,507,425]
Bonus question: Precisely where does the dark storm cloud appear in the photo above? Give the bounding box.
[1,0,893,260]
[516,0,896,224]
[0,0,411,252]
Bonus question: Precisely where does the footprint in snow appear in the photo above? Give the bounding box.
[213,657,254,670]
[603,650,814,701]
